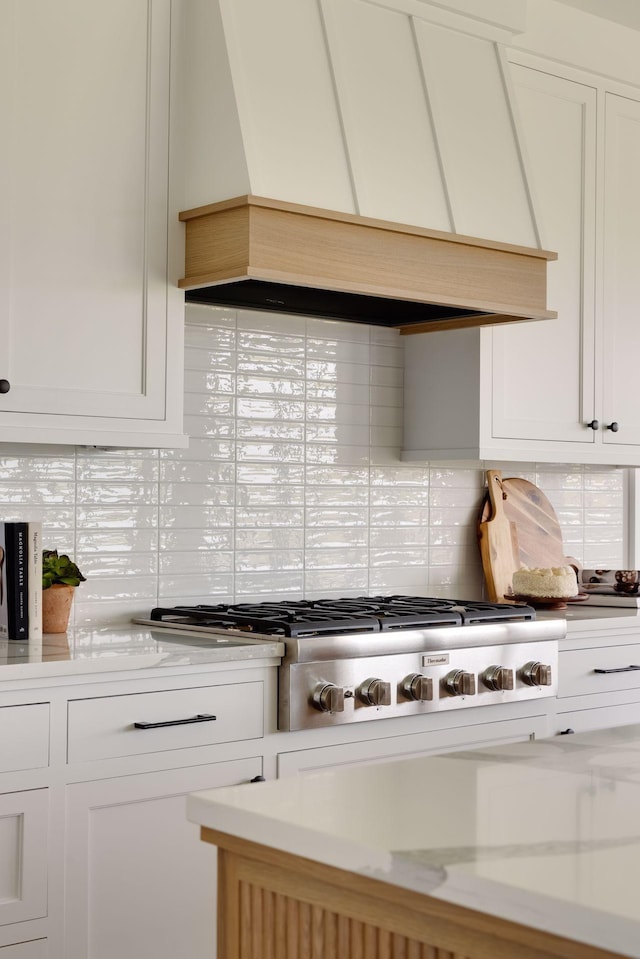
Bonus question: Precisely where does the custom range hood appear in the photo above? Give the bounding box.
[177,0,556,332]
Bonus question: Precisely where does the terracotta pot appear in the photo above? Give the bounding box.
[42,584,75,634]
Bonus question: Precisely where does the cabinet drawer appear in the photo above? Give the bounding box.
[0,705,49,773]
[555,701,640,736]
[559,644,640,699]
[67,683,263,763]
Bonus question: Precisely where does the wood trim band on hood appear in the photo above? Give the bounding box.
[179,195,557,332]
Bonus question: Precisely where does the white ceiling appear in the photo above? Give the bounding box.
[552,0,640,32]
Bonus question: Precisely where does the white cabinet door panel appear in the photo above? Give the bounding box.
[64,757,261,959]
[0,0,181,441]
[0,790,47,928]
[492,66,597,445]
[602,93,640,448]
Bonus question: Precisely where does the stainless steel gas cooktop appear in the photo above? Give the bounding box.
[139,595,565,731]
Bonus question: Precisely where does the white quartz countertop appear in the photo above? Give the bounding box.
[188,724,640,958]
[0,624,284,681]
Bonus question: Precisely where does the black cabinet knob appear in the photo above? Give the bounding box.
[606,421,619,432]
[0,379,10,394]
[586,419,599,430]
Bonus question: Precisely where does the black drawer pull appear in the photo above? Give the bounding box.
[133,713,217,730]
[593,665,640,674]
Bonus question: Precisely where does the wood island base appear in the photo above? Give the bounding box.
[202,827,621,959]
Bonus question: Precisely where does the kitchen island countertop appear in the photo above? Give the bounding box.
[188,723,640,958]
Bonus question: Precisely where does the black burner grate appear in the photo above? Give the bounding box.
[149,595,535,637]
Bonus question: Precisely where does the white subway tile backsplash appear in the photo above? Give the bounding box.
[76,506,158,528]
[306,338,370,365]
[77,530,159,553]
[236,485,304,507]
[234,571,304,597]
[184,347,235,372]
[305,548,368,570]
[306,361,370,387]
[305,317,370,343]
[370,487,430,507]
[304,570,369,593]
[159,461,235,484]
[158,483,234,507]
[183,395,236,419]
[185,371,235,394]
[305,444,370,465]
[236,441,305,463]
[159,551,234,574]
[305,528,368,549]
[236,421,305,441]
[0,310,627,628]
[183,415,236,438]
[159,529,233,551]
[305,508,369,528]
[370,527,429,548]
[159,506,234,528]
[235,550,303,572]
[76,484,158,506]
[370,507,429,527]
[235,529,305,551]
[238,330,305,356]
[158,573,234,599]
[238,310,307,337]
[238,353,306,378]
[235,507,304,528]
[160,439,234,461]
[370,548,429,568]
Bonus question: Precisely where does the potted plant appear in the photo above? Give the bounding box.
[42,550,86,634]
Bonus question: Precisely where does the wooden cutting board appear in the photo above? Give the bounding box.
[477,470,520,603]
[478,470,580,602]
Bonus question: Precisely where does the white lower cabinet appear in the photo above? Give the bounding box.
[64,757,261,959]
[0,790,48,928]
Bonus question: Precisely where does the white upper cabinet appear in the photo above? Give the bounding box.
[404,58,640,466]
[0,0,185,447]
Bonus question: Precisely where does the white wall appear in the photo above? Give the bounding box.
[0,305,625,627]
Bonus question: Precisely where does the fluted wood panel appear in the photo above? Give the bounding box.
[209,828,621,959]
[238,880,464,959]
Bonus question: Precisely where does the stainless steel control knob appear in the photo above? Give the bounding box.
[482,665,514,692]
[312,683,346,713]
[401,673,434,702]
[521,661,553,687]
[358,677,392,707]
[443,670,476,697]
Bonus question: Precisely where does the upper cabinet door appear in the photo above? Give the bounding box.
[491,64,597,446]
[601,93,640,448]
[0,0,184,446]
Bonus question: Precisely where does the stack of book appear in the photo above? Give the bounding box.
[0,521,43,640]
[580,569,640,607]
